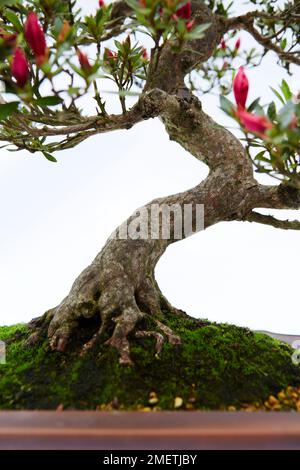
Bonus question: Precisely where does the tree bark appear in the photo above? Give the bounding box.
[38,90,258,364]
[26,1,300,364]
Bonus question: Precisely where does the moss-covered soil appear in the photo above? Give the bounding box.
[0,313,299,410]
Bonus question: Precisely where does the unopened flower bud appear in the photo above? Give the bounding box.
[235,38,241,50]
[24,12,47,65]
[233,66,249,109]
[77,50,92,73]
[176,2,191,19]
[12,48,29,87]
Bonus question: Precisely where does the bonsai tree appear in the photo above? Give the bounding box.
[0,0,299,366]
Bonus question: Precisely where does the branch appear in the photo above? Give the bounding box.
[0,88,169,153]
[145,1,222,92]
[241,21,300,67]
[246,211,300,230]
[226,10,290,29]
[76,1,133,46]
[225,8,300,67]
[256,184,300,211]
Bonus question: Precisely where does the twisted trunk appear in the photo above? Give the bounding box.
[26,1,300,364]
[28,91,298,365]
[29,90,261,364]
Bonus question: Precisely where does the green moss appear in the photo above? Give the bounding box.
[0,315,299,410]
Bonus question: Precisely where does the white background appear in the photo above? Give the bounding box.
[0,1,299,333]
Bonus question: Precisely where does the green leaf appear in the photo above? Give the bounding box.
[4,9,23,33]
[255,150,270,163]
[186,23,211,40]
[267,101,277,121]
[247,97,260,113]
[33,96,63,107]
[114,40,123,51]
[42,152,57,163]
[270,87,285,105]
[252,104,265,116]
[0,0,21,5]
[280,38,287,50]
[125,0,138,8]
[220,95,234,116]
[278,101,295,128]
[67,87,81,96]
[0,101,19,120]
[281,80,292,101]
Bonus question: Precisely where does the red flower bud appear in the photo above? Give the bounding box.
[142,47,148,60]
[220,38,226,50]
[186,19,195,32]
[233,66,249,109]
[99,0,105,6]
[24,12,47,64]
[11,48,29,87]
[77,50,92,72]
[235,38,241,50]
[103,48,117,69]
[222,61,228,71]
[237,109,273,137]
[104,48,116,60]
[175,2,191,19]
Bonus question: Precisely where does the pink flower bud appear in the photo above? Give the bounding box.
[104,48,116,60]
[222,61,228,71]
[77,50,92,72]
[11,48,29,87]
[104,48,117,67]
[220,38,226,50]
[24,12,47,64]
[186,19,195,32]
[237,109,273,137]
[99,0,105,7]
[142,48,148,60]
[175,2,191,19]
[235,38,241,50]
[233,66,249,109]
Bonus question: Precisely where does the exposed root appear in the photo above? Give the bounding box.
[25,271,186,365]
[104,304,145,365]
[135,319,181,358]
[25,309,55,348]
[135,330,165,357]
[155,320,181,345]
[39,249,187,365]
[48,315,79,352]
[80,331,100,357]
